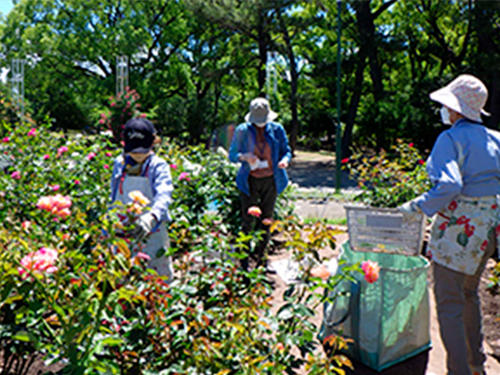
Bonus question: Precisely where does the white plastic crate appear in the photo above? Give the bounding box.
[344,204,426,256]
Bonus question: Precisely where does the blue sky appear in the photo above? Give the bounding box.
[0,0,13,16]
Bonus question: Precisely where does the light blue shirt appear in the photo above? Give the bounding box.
[415,119,500,216]
[110,154,173,222]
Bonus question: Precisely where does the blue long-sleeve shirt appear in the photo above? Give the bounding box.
[229,121,292,196]
[415,119,500,216]
[110,154,173,222]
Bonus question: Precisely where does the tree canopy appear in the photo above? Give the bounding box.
[1,0,499,154]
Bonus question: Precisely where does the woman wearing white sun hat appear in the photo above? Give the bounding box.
[399,75,500,375]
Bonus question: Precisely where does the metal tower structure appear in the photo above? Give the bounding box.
[266,51,278,100]
[11,59,25,120]
[116,56,129,96]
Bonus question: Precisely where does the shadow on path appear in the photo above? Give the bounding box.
[288,152,357,189]
[344,350,429,374]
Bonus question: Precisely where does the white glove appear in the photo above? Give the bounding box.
[398,200,422,221]
[131,212,157,239]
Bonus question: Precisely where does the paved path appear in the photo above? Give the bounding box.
[285,150,500,374]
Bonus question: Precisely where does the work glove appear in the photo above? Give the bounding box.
[398,200,422,222]
[131,212,157,239]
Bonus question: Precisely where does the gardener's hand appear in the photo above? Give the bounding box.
[398,200,422,221]
[131,213,157,239]
[240,153,258,165]
[278,160,288,169]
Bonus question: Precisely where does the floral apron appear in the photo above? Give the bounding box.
[428,195,500,275]
[114,171,173,280]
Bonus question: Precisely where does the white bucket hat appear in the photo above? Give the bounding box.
[430,74,489,123]
[245,97,278,124]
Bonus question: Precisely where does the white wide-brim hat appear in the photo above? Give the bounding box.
[245,97,278,124]
[430,74,489,123]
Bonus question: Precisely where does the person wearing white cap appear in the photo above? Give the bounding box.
[229,97,292,271]
[399,75,500,375]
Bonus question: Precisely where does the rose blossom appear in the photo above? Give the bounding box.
[247,206,262,218]
[36,194,72,218]
[57,146,69,157]
[361,260,380,284]
[11,171,21,179]
[87,152,96,161]
[43,154,50,160]
[18,247,59,280]
[178,172,190,181]
[129,190,150,206]
[27,128,37,136]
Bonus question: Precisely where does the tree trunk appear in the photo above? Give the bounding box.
[278,11,299,153]
[341,49,367,158]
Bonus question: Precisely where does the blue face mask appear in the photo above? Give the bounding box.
[440,106,452,125]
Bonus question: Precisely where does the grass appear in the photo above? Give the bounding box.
[303,217,347,226]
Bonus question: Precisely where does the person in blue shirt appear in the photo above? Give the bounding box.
[110,118,174,280]
[400,75,500,375]
[229,97,292,271]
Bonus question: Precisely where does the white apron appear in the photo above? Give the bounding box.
[114,171,173,281]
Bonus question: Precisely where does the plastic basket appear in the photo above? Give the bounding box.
[344,204,426,256]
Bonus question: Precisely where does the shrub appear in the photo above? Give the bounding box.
[343,139,430,208]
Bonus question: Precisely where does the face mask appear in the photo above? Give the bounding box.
[440,106,452,125]
[255,122,267,128]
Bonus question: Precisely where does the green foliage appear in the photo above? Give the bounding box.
[99,88,145,143]
[344,139,431,208]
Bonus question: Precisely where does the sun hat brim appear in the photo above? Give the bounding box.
[245,109,278,124]
[430,87,483,123]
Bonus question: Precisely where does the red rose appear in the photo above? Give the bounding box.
[456,215,470,225]
[438,221,448,231]
[491,204,498,209]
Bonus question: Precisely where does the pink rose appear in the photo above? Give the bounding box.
[408,142,414,148]
[57,146,69,157]
[135,252,151,261]
[43,154,50,160]
[170,164,178,170]
[74,179,81,185]
[105,152,113,157]
[11,171,21,179]
[51,185,60,191]
[27,128,37,136]
[178,172,190,181]
[98,119,105,125]
[18,247,59,280]
[2,137,9,143]
[361,260,380,284]
[21,221,31,231]
[103,164,109,170]
[87,152,96,161]
[36,194,72,219]
[247,206,262,218]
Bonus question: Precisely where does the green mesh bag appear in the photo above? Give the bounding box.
[318,242,431,371]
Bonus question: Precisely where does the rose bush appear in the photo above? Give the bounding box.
[343,139,430,207]
[0,119,371,374]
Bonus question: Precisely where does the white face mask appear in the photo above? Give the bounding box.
[254,122,267,128]
[440,106,452,125]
